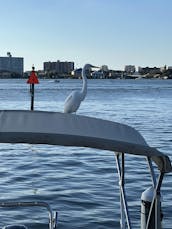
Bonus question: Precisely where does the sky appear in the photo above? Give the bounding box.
[0,0,172,71]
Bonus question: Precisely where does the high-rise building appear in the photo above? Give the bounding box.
[44,60,74,74]
[0,53,24,76]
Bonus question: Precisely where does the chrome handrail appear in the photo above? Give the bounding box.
[0,201,58,229]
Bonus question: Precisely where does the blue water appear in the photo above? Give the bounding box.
[0,79,171,228]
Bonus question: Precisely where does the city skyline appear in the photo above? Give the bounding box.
[0,0,172,71]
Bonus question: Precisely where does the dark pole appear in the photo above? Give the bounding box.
[31,84,34,110]
[27,65,39,111]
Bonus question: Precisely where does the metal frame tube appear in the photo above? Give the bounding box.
[146,157,157,188]
[0,201,57,229]
[115,153,131,229]
[145,172,164,229]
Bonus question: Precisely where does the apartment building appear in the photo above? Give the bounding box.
[0,53,24,76]
[44,60,74,74]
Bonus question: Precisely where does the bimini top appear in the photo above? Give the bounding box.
[0,110,171,173]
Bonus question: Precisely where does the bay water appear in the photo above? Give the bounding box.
[0,79,171,228]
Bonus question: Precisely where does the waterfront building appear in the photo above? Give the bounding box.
[138,66,161,75]
[92,70,104,79]
[124,65,136,73]
[160,65,167,72]
[168,66,172,70]
[0,52,24,77]
[101,65,109,72]
[109,70,124,79]
[44,60,74,75]
[72,68,82,78]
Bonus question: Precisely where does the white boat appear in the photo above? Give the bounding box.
[0,110,171,229]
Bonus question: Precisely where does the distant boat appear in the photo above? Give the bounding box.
[54,79,60,83]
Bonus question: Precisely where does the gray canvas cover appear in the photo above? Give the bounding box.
[0,110,171,173]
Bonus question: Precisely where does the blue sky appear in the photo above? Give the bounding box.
[0,0,172,71]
